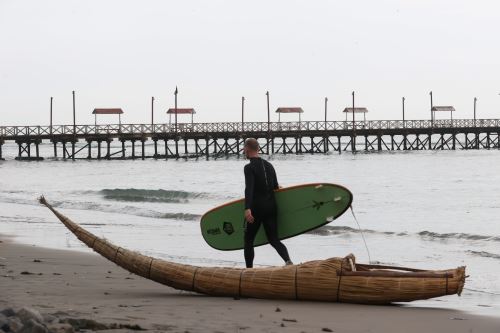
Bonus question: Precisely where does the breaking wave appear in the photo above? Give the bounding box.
[51,200,201,221]
[100,188,208,203]
[307,225,408,237]
[0,195,200,222]
[418,231,500,242]
[467,250,500,260]
[309,226,500,244]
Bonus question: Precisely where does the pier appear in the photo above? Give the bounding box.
[1,119,500,161]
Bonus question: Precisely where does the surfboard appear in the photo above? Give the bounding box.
[200,183,353,251]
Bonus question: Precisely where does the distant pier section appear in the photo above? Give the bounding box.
[1,90,499,161]
[1,118,500,161]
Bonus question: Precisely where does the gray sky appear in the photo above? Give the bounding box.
[1,0,499,126]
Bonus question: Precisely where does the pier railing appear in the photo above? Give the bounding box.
[1,119,500,137]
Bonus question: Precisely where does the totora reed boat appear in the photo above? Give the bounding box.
[39,197,466,305]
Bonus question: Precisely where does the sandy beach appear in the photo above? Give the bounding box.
[1,235,499,333]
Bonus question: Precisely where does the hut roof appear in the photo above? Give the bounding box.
[431,106,455,112]
[166,108,196,114]
[275,107,304,113]
[343,107,368,113]
[92,108,124,114]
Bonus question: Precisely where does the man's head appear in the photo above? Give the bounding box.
[244,138,259,158]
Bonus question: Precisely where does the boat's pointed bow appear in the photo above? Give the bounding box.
[455,266,466,296]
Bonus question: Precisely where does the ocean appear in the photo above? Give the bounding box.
[1,141,499,314]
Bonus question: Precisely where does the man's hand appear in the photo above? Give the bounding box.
[245,209,255,223]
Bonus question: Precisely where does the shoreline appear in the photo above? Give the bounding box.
[1,235,500,333]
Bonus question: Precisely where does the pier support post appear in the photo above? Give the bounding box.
[27,142,31,158]
[97,141,102,159]
[53,142,58,158]
[337,136,341,154]
[377,135,382,151]
[487,132,491,149]
[153,139,158,158]
[205,138,210,159]
[224,138,228,155]
[428,134,432,150]
[475,133,479,149]
[131,140,136,159]
[35,141,40,159]
[107,140,111,159]
[403,135,407,150]
[323,137,328,153]
[236,138,239,156]
[364,136,368,151]
[71,142,75,160]
[271,137,275,154]
[141,139,145,160]
[452,133,456,150]
[390,135,394,150]
[87,140,92,159]
[121,140,126,158]
[184,139,188,155]
[62,142,67,159]
[175,139,179,158]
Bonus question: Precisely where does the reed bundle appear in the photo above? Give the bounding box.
[39,196,465,304]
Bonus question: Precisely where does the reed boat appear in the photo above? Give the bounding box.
[39,197,466,304]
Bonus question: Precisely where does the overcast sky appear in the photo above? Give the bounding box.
[1,0,499,126]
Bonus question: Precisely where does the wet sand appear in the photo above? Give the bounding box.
[1,235,499,333]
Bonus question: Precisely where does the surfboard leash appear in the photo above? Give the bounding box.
[350,205,373,264]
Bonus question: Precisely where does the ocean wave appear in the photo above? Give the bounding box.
[0,196,200,222]
[307,225,408,237]
[51,200,201,221]
[467,250,500,260]
[308,226,500,245]
[99,188,208,203]
[418,231,500,242]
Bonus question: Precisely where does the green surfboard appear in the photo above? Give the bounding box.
[200,183,353,251]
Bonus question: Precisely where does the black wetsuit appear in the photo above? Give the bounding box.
[244,157,290,268]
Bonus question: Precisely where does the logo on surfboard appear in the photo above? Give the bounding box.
[223,222,235,235]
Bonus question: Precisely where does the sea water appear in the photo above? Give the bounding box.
[0,142,499,314]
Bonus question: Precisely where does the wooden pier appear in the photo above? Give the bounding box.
[1,119,500,160]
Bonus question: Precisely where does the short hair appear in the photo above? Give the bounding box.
[244,138,259,152]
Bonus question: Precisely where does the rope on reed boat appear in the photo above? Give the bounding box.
[350,205,372,264]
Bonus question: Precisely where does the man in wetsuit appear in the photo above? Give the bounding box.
[243,138,292,268]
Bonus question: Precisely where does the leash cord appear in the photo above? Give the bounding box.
[350,205,372,264]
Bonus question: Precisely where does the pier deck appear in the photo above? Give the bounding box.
[1,119,499,160]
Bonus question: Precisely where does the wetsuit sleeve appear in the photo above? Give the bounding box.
[244,165,255,209]
[272,165,279,190]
